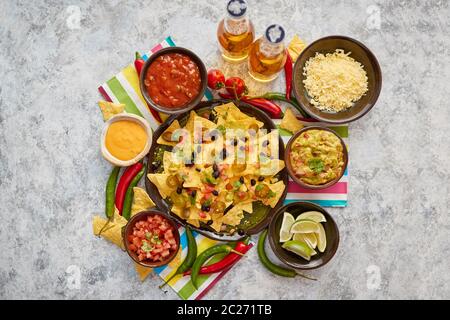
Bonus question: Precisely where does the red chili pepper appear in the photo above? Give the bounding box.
[115,162,143,214]
[284,50,293,100]
[134,52,145,76]
[134,52,163,124]
[183,241,251,276]
[219,93,282,119]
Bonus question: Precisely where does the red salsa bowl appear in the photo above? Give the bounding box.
[139,47,208,114]
[123,210,180,268]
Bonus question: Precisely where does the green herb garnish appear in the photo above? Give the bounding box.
[141,240,153,253]
[308,158,324,174]
[233,181,242,189]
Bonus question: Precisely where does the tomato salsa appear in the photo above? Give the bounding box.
[144,53,201,108]
[127,214,178,262]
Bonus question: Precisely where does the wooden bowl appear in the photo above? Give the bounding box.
[268,201,339,270]
[292,35,382,124]
[284,126,348,190]
[123,210,180,268]
[100,113,152,167]
[139,46,208,115]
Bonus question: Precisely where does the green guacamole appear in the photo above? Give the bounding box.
[290,129,345,185]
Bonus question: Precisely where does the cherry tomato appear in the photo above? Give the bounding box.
[225,77,248,98]
[207,69,225,90]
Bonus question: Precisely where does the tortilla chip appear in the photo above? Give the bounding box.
[187,219,200,228]
[280,108,304,134]
[163,151,182,174]
[181,168,203,188]
[225,118,264,130]
[222,206,244,226]
[214,102,242,118]
[134,263,152,282]
[260,159,285,176]
[184,111,197,136]
[171,204,185,219]
[186,206,210,222]
[239,201,253,213]
[157,120,182,146]
[131,187,155,217]
[147,173,173,199]
[98,101,125,121]
[168,246,182,269]
[210,217,223,232]
[288,34,307,62]
[92,208,127,249]
[266,181,286,208]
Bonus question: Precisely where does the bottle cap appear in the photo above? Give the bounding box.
[227,0,247,18]
[265,24,285,44]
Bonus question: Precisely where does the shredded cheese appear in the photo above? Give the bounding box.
[303,49,368,112]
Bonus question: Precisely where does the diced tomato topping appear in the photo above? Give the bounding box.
[128,214,177,263]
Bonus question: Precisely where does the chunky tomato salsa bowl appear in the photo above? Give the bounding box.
[123,210,180,268]
[139,46,208,114]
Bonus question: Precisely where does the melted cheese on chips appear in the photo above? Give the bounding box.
[149,103,287,234]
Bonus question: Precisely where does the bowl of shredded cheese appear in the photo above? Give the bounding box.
[292,35,382,124]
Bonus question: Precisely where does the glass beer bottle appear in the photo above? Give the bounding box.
[217,0,255,63]
[248,24,287,82]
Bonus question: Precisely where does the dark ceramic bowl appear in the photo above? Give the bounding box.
[292,35,382,124]
[123,210,180,268]
[145,99,288,241]
[285,126,348,190]
[268,201,339,270]
[139,47,208,114]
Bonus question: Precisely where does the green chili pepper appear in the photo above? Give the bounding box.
[191,244,243,289]
[160,226,197,288]
[121,164,145,221]
[254,92,309,118]
[105,167,120,218]
[257,229,317,280]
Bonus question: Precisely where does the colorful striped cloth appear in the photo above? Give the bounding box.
[98,36,348,300]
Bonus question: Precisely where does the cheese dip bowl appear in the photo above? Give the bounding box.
[101,113,152,167]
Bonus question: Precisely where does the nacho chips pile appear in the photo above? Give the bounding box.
[148,103,286,235]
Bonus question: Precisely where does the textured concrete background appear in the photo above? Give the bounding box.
[0,0,449,299]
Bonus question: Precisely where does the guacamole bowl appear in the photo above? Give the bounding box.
[285,126,348,190]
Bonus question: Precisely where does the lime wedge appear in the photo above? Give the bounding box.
[316,223,327,252]
[293,232,317,249]
[296,211,327,223]
[279,212,295,242]
[290,219,320,234]
[282,240,314,261]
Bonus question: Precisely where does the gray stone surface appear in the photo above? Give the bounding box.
[0,0,449,300]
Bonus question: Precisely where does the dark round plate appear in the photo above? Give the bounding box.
[145,99,288,241]
[268,201,340,270]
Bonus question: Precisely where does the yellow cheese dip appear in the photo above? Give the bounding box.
[105,120,147,161]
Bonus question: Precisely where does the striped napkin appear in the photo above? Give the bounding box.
[98,36,348,300]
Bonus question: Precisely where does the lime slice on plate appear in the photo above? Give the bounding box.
[282,240,314,261]
[279,212,295,242]
[293,232,317,249]
[316,223,327,252]
[290,219,320,234]
[296,211,327,223]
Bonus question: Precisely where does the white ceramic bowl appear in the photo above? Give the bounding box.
[101,113,152,167]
